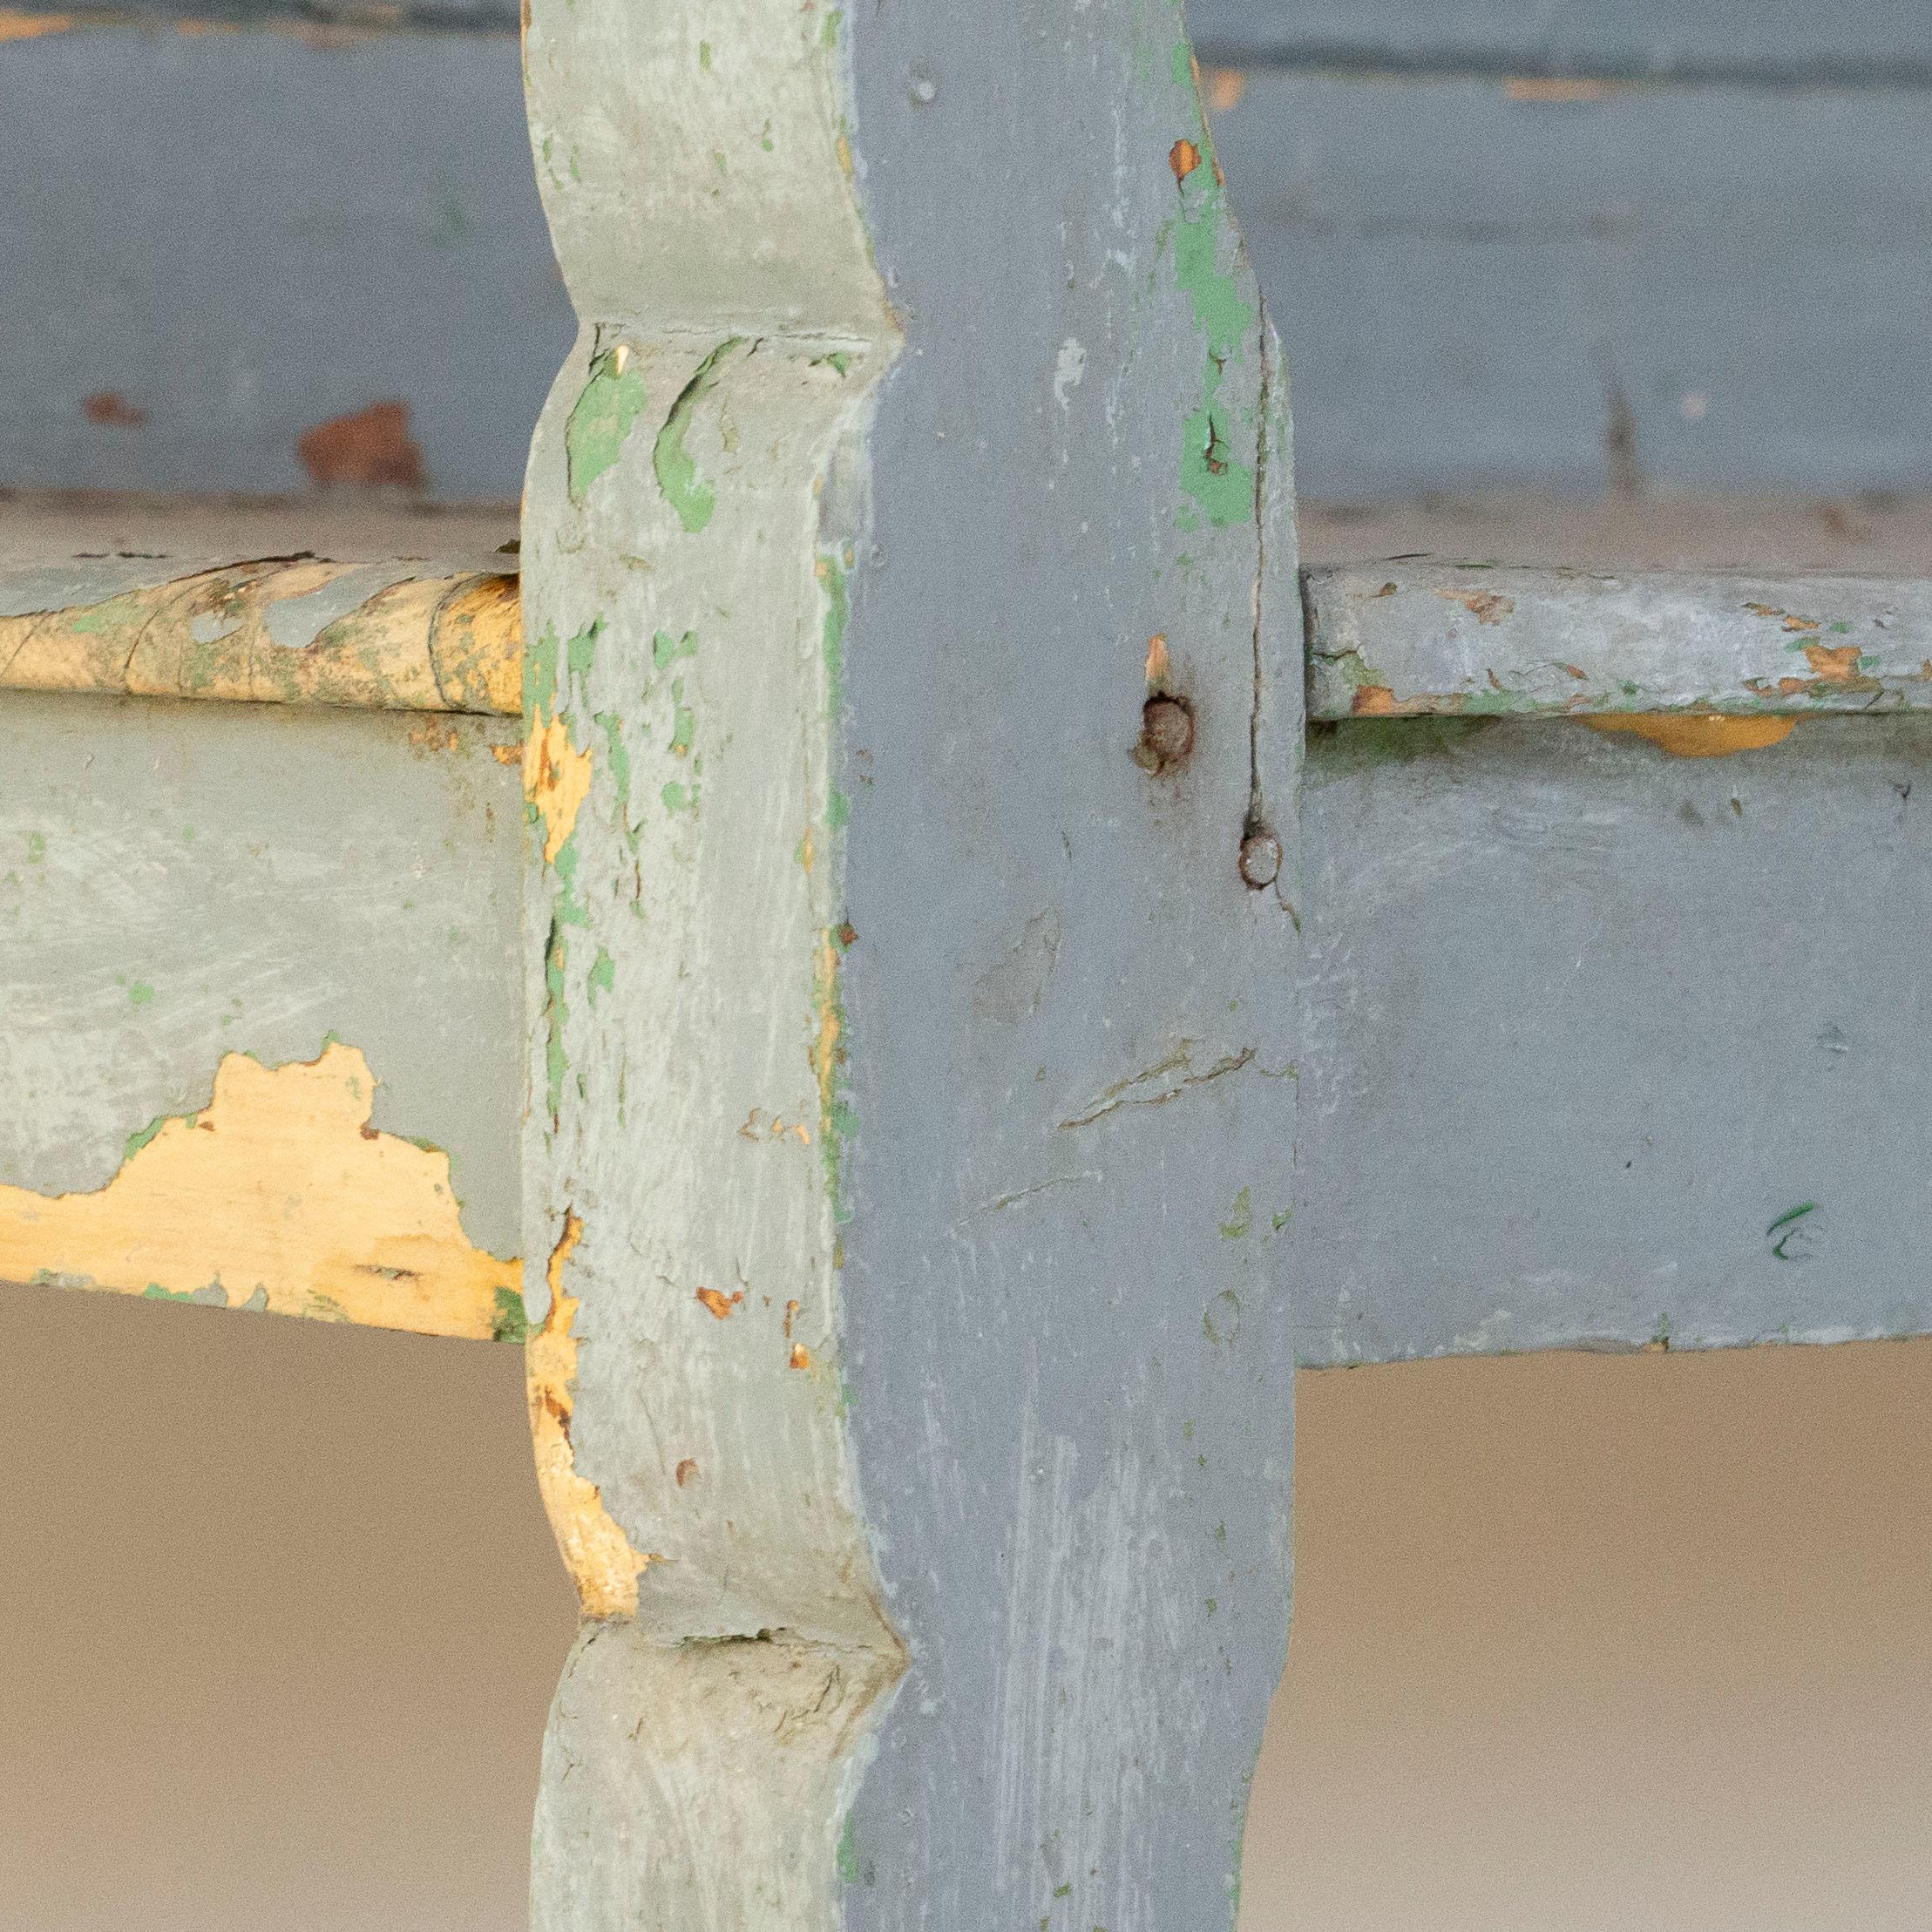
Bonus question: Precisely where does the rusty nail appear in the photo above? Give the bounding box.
[1238,830,1281,890]
[1135,695,1194,770]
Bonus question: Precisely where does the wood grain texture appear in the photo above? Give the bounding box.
[518,1,1301,1927]
[1306,561,1932,718]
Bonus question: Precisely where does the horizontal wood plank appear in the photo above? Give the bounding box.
[0,688,525,1338]
[1307,561,1932,718]
[1188,0,1932,83]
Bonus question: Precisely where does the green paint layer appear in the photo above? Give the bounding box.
[565,348,649,505]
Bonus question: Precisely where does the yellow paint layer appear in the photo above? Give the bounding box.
[1585,713,1800,757]
[0,9,71,39]
[526,1214,649,1617]
[0,1043,523,1339]
[0,559,522,715]
[524,713,593,862]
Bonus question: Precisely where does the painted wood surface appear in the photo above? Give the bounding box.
[517,1,1299,1927]
[1186,0,1932,81]
[1306,562,1932,719]
[1206,70,1932,503]
[0,688,525,1338]
[0,24,565,499]
[1296,713,1932,1362]
[7,24,1932,505]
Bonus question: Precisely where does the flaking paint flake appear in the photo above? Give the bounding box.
[0,1042,521,1339]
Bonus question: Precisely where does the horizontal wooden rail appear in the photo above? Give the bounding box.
[1306,560,1932,721]
[0,551,519,713]
[13,549,1932,733]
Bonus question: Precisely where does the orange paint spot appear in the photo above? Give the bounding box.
[783,1298,801,1339]
[1144,633,1170,685]
[491,742,523,765]
[1352,684,1398,715]
[1502,75,1622,102]
[1781,613,1820,633]
[789,1343,811,1370]
[1169,138,1201,180]
[296,401,424,490]
[1206,68,1246,112]
[1802,643,1863,681]
[695,1285,745,1319]
[1585,714,1798,758]
[1433,586,1515,626]
[81,391,146,427]
[0,10,72,40]
[675,1458,698,1487]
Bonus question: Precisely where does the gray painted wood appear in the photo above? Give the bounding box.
[0,25,566,500]
[1187,0,1932,83]
[1306,561,1932,718]
[0,688,522,1259]
[518,0,1299,1926]
[1296,714,1932,1362]
[9,29,1932,506]
[1209,70,1932,503]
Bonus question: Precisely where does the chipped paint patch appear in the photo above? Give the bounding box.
[1433,586,1515,626]
[1585,714,1799,757]
[565,343,649,505]
[653,338,745,534]
[525,713,594,862]
[0,1043,520,1339]
[0,556,519,715]
[526,1213,650,1617]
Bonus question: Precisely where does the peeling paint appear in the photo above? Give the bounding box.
[654,338,746,533]
[526,1211,651,1617]
[525,713,594,862]
[1584,714,1799,757]
[0,557,520,715]
[565,343,649,505]
[0,1043,520,1340]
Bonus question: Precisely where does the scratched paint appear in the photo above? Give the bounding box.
[0,1042,523,1340]
[525,1212,650,1616]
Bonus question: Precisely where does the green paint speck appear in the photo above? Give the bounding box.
[491,1287,532,1344]
[25,831,44,864]
[698,37,711,67]
[653,627,698,671]
[128,980,154,1007]
[836,1813,861,1885]
[1219,1186,1252,1239]
[587,947,615,1001]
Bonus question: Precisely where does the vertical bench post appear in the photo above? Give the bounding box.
[519,3,1304,1923]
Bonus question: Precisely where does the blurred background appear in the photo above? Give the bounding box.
[4,0,1932,1924]
[7,1285,1932,1930]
